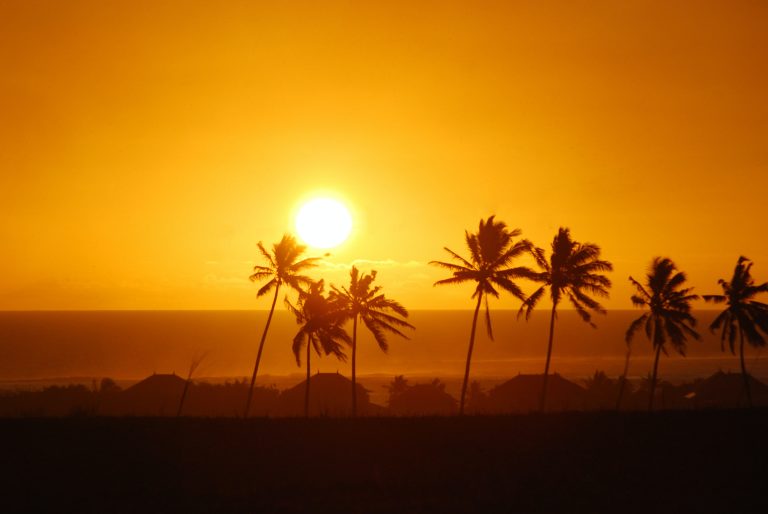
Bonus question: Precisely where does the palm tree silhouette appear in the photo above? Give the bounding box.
[431,216,532,415]
[245,234,320,417]
[519,227,612,411]
[626,257,700,411]
[286,280,349,417]
[703,256,768,408]
[330,266,413,417]
[176,352,207,417]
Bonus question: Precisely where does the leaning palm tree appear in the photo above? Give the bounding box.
[703,256,768,407]
[519,227,612,412]
[430,216,532,415]
[245,234,320,417]
[286,280,349,417]
[330,267,414,417]
[176,351,207,417]
[626,257,700,411]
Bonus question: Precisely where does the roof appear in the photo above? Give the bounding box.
[488,373,586,412]
[124,373,186,396]
[276,372,377,416]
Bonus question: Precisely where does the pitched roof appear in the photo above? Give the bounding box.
[488,373,586,412]
[276,372,380,416]
[124,373,186,396]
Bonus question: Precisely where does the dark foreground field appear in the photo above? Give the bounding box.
[2,411,767,513]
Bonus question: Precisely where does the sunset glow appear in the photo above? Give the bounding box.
[1,2,768,510]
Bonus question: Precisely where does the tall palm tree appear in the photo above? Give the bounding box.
[626,257,700,411]
[430,216,532,415]
[245,234,320,417]
[519,227,612,411]
[286,280,349,417]
[703,256,768,407]
[330,267,413,417]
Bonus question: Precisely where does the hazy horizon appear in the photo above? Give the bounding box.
[2,310,765,386]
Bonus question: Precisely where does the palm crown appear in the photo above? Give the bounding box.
[330,267,414,352]
[520,227,612,325]
[249,234,320,296]
[286,280,349,366]
[431,215,532,338]
[703,256,768,353]
[626,257,700,354]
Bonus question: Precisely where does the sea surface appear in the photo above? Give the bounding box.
[1,310,766,403]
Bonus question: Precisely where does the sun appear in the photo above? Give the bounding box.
[295,197,353,249]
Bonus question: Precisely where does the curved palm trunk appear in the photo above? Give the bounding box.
[176,377,192,417]
[615,344,632,411]
[305,336,312,418]
[244,283,280,418]
[648,343,662,412]
[459,293,483,415]
[739,330,753,408]
[351,314,359,417]
[539,302,558,412]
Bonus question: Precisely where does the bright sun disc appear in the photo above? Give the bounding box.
[295,198,352,249]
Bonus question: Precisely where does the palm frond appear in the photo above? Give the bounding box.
[628,276,651,300]
[440,247,477,270]
[292,331,307,366]
[365,309,415,330]
[429,260,475,273]
[257,278,277,297]
[289,256,321,272]
[257,241,275,267]
[249,271,273,283]
[433,276,475,287]
[518,286,546,320]
[626,313,649,343]
[489,276,526,301]
[362,317,390,353]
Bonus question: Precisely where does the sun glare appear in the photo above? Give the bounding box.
[295,197,353,249]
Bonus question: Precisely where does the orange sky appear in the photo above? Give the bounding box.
[2,1,767,310]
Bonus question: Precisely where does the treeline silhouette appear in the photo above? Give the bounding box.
[2,368,767,417]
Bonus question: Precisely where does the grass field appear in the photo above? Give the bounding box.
[2,410,767,513]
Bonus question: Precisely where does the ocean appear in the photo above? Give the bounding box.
[1,310,765,403]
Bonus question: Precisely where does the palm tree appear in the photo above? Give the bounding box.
[626,257,700,411]
[176,352,207,417]
[330,267,413,417]
[519,227,612,412]
[702,256,768,407]
[245,234,320,417]
[285,280,349,417]
[430,216,532,415]
[386,375,410,407]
